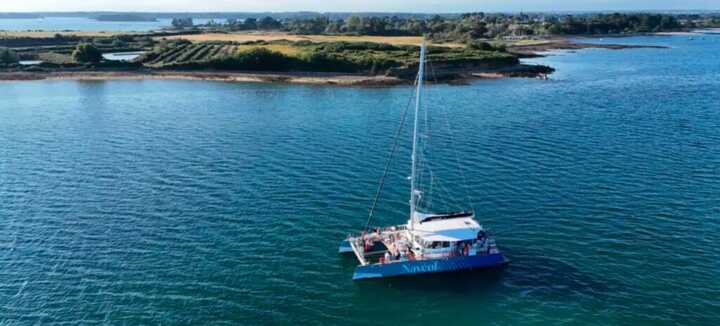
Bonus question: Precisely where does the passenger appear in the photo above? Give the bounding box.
[464,243,469,256]
[384,252,391,263]
[477,230,487,241]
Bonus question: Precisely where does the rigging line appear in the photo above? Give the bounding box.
[442,94,475,211]
[420,64,433,210]
[363,74,419,233]
[427,59,475,212]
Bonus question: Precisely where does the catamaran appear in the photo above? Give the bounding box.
[339,42,509,280]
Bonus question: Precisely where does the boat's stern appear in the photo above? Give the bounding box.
[338,239,353,253]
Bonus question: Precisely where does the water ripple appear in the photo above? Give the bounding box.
[2,36,720,324]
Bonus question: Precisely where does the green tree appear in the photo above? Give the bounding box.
[346,16,363,33]
[0,47,19,64]
[257,17,282,30]
[171,17,194,29]
[243,18,258,30]
[72,43,103,63]
[466,40,493,51]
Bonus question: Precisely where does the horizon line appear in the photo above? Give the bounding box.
[2,9,720,14]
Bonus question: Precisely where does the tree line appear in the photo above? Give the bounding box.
[187,12,720,41]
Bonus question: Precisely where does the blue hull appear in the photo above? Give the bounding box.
[338,239,352,253]
[353,253,508,280]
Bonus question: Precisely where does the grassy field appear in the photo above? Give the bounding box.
[160,32,463,47]
[233,43,303,56]
[37,52,75,64]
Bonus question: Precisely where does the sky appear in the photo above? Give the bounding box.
[1,0,718,12]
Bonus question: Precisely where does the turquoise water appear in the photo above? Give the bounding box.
[0,17,223,32]
[1,35,719,324]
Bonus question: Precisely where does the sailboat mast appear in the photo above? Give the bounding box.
[409,42,426,231]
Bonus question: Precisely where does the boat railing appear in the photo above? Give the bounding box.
[348,224,406,240]
[377,240,493,264]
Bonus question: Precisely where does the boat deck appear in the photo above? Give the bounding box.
[346,223,495,266]
[347,225,412,265]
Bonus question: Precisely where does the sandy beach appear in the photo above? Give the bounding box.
[0,68,548,85]
[0,70,408,86]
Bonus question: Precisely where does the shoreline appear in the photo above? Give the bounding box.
[507,37,667,57]
[0,70,401,85]
[0,64,555,86]
[0,70,413,86]
[0,69,552,86]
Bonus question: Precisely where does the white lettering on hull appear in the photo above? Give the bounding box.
[402,261,440,274]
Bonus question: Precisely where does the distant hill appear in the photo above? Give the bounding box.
[94,14,158,22]
[0,13,43,19]
[0,11,460,20]
[0,10,718,21]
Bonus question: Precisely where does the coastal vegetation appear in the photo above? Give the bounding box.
[162,33,437,46]
[171,18,195,29]
[0,27,549,83]
[72,43,103,63]
[0,47,19,64]
[1,33,154,63]
[37,52,75,65]
[193,12,720,42]
[136,39,522,78]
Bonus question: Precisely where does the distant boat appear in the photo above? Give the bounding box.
[339,42,509,280]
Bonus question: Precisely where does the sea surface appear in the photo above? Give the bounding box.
[1,35,719,324]
[0,17,223,32]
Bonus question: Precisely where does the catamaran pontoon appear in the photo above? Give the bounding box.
[339,42,508,280]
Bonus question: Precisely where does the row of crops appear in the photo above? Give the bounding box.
[138,41,417,72]
[141,43,248,68]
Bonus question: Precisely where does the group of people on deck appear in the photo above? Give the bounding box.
[382,249,409,264]
[455,241,472,257]
[378,230,489,264]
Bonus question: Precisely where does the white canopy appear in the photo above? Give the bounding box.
[411,216,482,242]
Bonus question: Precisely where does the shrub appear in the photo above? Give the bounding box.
[38,52,75,65]
[233,47,289,67]
[209,47,297,70]
[315,41,399,52]
[490,42,507,52]
[72,43,103,63]
[171,18,194,29]
[0,47,19,64]
[300,51,359,72]
[466,40,493,51]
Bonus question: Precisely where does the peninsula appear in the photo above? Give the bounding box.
[1,11,717,85]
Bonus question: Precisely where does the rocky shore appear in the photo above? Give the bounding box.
[508,38,667,57]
